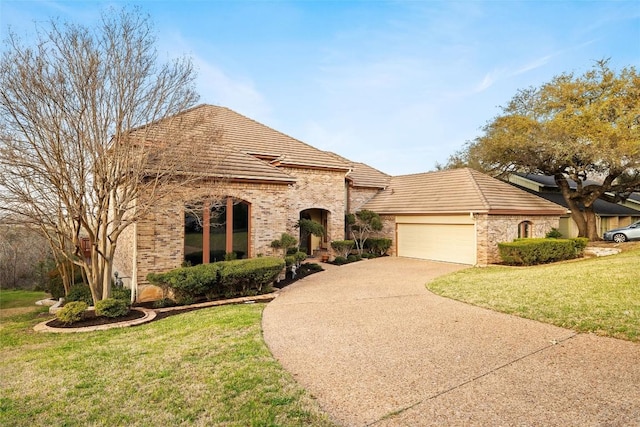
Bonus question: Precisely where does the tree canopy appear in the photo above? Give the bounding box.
[444,60,640,240]
[0,7,204,303]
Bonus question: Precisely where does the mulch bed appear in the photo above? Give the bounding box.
[46,308,146,328]
[45,262,325,330]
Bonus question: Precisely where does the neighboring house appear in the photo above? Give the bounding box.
[114,105,568,302]
[361,168,567,265]
[507,174,640,238]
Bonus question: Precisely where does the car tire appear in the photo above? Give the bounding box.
[613,233,627,243]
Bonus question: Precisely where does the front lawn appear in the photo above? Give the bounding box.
[0,301,334,426]
[427,249,640,342]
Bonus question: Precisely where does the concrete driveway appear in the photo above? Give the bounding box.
[262,257,640,426]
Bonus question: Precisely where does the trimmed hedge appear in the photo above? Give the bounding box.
[330,240,354,258]
[498,238,589,266]
[218,257,285,297]
[56,301,87,324]
[147,257,285,303]
[364,238,392,256]
[95,298,129,318]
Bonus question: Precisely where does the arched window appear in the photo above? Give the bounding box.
[184,197,250,265]
[518,220,533,238]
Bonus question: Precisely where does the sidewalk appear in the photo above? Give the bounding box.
[262,257,640,426]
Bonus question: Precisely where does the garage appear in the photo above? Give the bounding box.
[361,168,568,266]
[396,217,476,265]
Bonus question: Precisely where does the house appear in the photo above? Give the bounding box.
[361,168,567,265]
[114,105,388,301]
[113,105,567,302]
[507,174,640,238]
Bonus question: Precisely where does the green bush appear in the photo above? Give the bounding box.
[95,298,129,318]
[67,284,93,306]
[545,228,563,238]
[572,237,589,253]
[47,261,85,299]
[147,263,220,304]
[498,238,585,266]
[333,256,348,265]
[347,254,362,263]
[56,301,87,324]
[111,286,131,303]
[218,257,285,297]
[364,238,392,256]
[330,240,354,258]
[148,257,284,303]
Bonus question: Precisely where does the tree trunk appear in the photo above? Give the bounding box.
[584,207,601,241]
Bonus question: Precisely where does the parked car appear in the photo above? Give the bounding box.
[603,220,640,243]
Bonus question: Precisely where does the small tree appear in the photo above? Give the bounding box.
[347,210,383,255]
[270,233,298,258]
[296,219,325,250]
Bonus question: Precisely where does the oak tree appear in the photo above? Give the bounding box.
[445,60,640,240]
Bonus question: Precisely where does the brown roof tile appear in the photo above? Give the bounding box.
[362,168,567,215]
[325,152,391,188]
[196,105,350,171]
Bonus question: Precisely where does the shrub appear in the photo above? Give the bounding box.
[347,254,362,263]
[56,301,87,324]
[364,238,392,256]
[218,257,285,297]
[95,298,129,318]
[285,255,296,267]
[303,263,324,273]
[333,256,348,265]
[224,252,237,261]
[498,238,583,266]
[147,263,220,303]
[571,237,589,253]
[545,228,563,238]
[360,252,377,259]
[67,284,93,306]
[111,286,131,303]
[148,257,285,303]
[47,261,85,299]
[330,240,354,258]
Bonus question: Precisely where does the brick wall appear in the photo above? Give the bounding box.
[126,168,348,302]
[476,214,560,265]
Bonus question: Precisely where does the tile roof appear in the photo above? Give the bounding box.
[362,168,567,215]
[193,105,350,171]
[126,104,355,182]
[325,152,391,188]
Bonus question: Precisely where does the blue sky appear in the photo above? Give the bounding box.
[2,1,639,175]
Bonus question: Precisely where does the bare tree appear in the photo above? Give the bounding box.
[0,7,214,303]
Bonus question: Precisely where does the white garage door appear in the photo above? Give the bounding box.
[397,223,476,265]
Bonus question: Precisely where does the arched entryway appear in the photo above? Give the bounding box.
[299,209,329,255]
[184,197,251,265]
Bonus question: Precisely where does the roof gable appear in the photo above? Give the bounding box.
[194,105,350,171]
[362,168,567,215]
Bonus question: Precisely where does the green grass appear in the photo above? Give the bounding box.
[0,303,334,426]
[0,289,49,310]
[427,249,640,342]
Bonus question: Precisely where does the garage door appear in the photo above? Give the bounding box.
[397,223,476,265]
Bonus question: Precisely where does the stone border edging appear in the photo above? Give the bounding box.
[33,291,279,333]
[34,308,156,333]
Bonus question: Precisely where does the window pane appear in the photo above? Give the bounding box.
[184,207,203,265]
[210,204,226,262]
[233,202,249,258]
